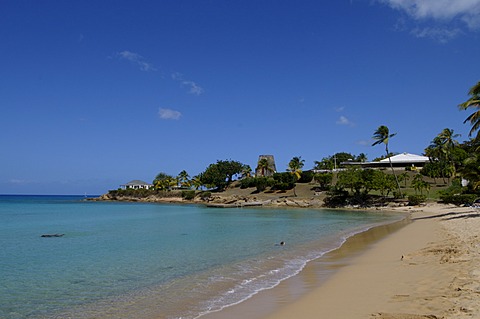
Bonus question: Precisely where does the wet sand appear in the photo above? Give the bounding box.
[201,203,480,319]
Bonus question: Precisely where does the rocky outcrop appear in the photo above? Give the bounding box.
[93,190,327,208]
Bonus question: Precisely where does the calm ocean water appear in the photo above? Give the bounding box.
[0,195,402,319]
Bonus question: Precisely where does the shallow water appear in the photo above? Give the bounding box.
[0,195,402,319]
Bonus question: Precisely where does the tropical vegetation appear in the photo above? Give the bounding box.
[108,81,480,207]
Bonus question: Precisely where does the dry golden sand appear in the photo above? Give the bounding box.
[201,203,480,319]
[262,203,480,319]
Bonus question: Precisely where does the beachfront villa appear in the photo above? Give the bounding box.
[342,152,430,170]
[120,180,153,190]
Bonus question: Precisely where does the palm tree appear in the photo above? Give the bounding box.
[437,128,460,151]
[412,174,430,195]
[287,156,305,197]
[191,175,203,190]
[437,128,460,184]
[356,153,368,163]
[153,172,175,191]
[240,165,252,179]
[398,172,410,188]
[177,170,190,188]
[459,81,480,139]
[460,153,480,190]
[256,158,273,177]
[372,125,402,196]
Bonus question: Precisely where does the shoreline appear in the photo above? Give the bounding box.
[199,203,480,319]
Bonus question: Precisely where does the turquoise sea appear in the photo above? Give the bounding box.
[0,195,403,319]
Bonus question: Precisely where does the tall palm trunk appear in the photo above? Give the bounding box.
[386,145,402,197]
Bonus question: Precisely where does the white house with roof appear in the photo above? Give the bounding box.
[342,152,430,169]
[379,153,430,166]
[120,180,153,190]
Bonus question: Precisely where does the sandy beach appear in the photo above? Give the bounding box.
[202,203,480,319]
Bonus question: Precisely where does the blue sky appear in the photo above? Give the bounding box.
[1,0,480,195]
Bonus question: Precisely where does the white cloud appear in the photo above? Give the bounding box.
[379,0,480,41]
[171,72,182,81]
[116,50,156,72]
[382,0,480,22]
[334,106,345,112]
[184,80,204,95]
[356,140,370,146]
[336,116,353,125]
[159,108,182,120]
[411,26,461,43]
[171,72,204,95]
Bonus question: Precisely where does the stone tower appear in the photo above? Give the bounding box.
[255,155,277,177]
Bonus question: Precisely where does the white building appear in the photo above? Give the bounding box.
[120,180,153,190]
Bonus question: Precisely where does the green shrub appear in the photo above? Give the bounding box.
[323,188,349,207]
[198,191,212,200]
[440,194,478,206]
[181,190,196,200]
[239,177,256,189]
[298,171,314,183]
[254,177,270,192]
[108,188,154,198]
[314,172,333,190]
[271,173,295,190]
[407,195,426,206]
[438,178,463,197]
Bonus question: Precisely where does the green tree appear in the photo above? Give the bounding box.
[421,162,441,184]
[336,167,363,195]
[458,152,480,191]
[177,170,191,188]
[398,172,410,188]
[254,176,273,192]
[314,157,334,171]
[191,174,203,190]
[438,128,460,183]
[372,125,402,196]
[459,81,480,139]
[240,164,253,179]
[412,174,430,195]
[314,152,356,170]
[153,172,175,191]
[364,169,396,197]
[356,153,368,163]
[425,128,460,185]
[271,173,296,191]
[314,172,333,190]
[287,156,305,196]
[200,160,244,191]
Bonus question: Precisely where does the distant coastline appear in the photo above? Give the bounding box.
[92,182,415,211]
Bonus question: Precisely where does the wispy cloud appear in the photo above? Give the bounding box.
[378,0,480,41]
[116,50,156,72]
[411,26,461,43]
[159,108,182,120]
[334,106,345,112]
[171,72,204,95]
[356,140,370,146]
[9,179,31,185]
[336,116,353,126]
